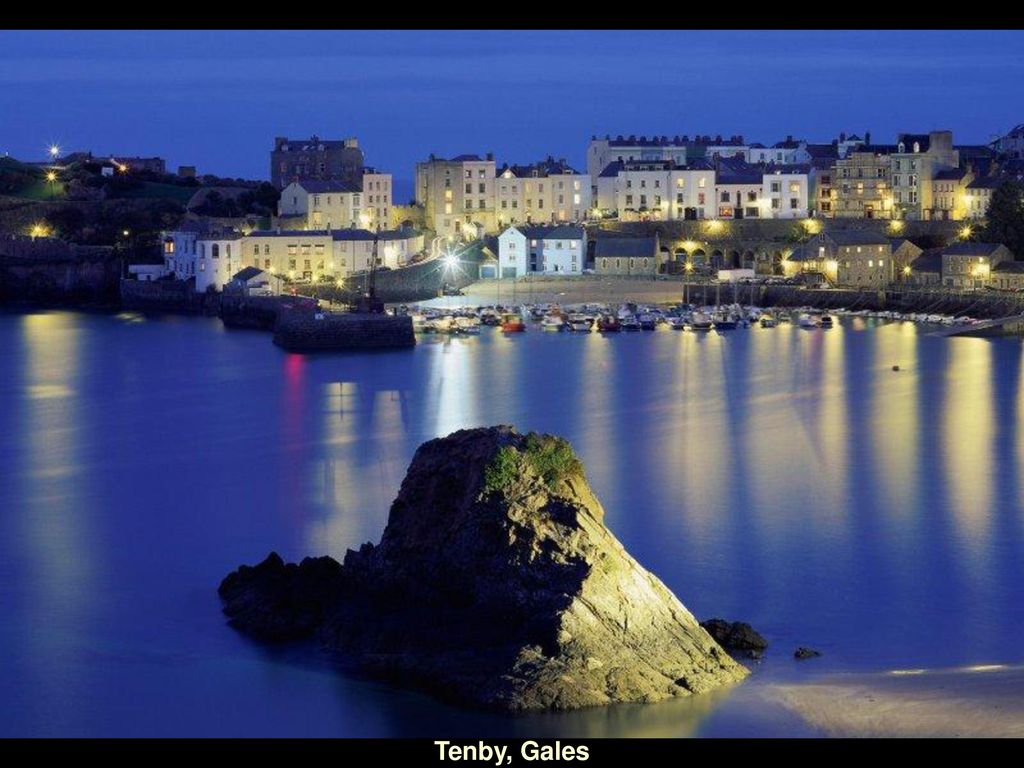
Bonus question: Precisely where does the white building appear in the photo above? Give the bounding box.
[162,226,424,290]
[747,137,810,165]
[587,135,690,180]
[278,180,363,230]
[361,168,393,229]
[497,224,587,278]
[759,165,811,218]
[494,158,591,227]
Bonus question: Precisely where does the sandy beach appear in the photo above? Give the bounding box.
[764,664,1024,737]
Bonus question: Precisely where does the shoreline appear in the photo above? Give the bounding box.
[761,663,1024,737]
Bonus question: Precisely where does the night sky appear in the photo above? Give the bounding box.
[2,29,1022,201]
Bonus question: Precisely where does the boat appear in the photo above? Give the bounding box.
[453,316,481,334]
[620,316,641,331]
[759,316,778,328]
[797,313,820,328]
[541,314,565,331]
[819,314,834,328]
[638,313,657,330]
[480,311,502,326]
[567,313,592,332]
[667,316,687,330]
[597,315,621,332]
[501,312,526,333]
[688,312,714,331]
[713,312,738,330]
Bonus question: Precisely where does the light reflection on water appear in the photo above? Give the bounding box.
[0,311,1022,736]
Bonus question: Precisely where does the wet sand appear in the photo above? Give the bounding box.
[764,664,1024,737]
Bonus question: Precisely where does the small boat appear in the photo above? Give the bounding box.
[620,316,641,331]
[597,315,621,332]
[638,313,657,330]
[667,316,687,330]
[688,312,714,331]
[713,312,738,330]
[819,314,834,328]
[567,313,592,332]
[541,314,565,331]
[453,316,481,334]
[797,313,820,329]
[480,312,502,326]
[501,313,526,333]
[759,316,778,328]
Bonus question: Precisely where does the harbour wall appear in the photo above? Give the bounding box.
[120,278,220,315]
[0,239,121,307]
[273,311,415,352]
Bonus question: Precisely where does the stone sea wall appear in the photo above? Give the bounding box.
[273,311,415,351]
[0,244,121,307]
[120,278,220,314]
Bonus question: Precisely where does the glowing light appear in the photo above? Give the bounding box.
[48,144,60,158]
[959,225,973,240]
[903,265,912,276]
[29,222,50,238]
[684,261,694,273]
[359,213,372,228]
[122,229,130,237]
[888,220,904,233]
[705,220,724,235]
[45,171,57,183]
[443,254,458,269]
[802,218,821,234]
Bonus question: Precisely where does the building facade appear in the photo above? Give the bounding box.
[415,154,497,239]
[592,236,660,275]
[270,135,364,189]
[833,146,895,219]
[497,224,587,277]
[891,131,959,220]
[494,159,590,228]
[940,242,1012,289]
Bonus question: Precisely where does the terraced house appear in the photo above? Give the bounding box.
[415,153,497,239]
[494,158,590,227]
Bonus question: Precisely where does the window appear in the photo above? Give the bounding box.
[164,240,175,254]
[211,244,220,259]
[288,244,297,255]
[698,177,706,188]
[771,182,781,193]
[465,183,472,194]
[771,199,781,209]
[478,183,485,193]
[747,191,757,202]
[253,244,259,255]
[790,198,799,209]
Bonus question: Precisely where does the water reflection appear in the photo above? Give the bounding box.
[1,313,1023,736]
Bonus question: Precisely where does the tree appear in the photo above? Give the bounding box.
[983,180,1024,258]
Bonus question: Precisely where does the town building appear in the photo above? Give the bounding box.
[965,176,1002,220]
[595,160,715,221]
[891,131,959,220]
[929,168,971,221]
[494,158,590,228]
[415,153,497,239]
[270,135,364,189]
[108,155,166,174]
[760,165,810,218]
[989,260,1024,291]
[592,236,660,275]
[227,267,281,296]
[991,124,1024,159]
[833,145,896,219]
[714,166,763,219]
[278,180,364,230]
[939,242,1012,289]
[587,135,689,179]
[784,231,893,287]
[497,224,587,277]
[890,238,925,278]
[906,248,944,286]
[747,137,809,165]
[360,169,393,229]
[162,226,423,291]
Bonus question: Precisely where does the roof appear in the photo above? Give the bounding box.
[599,161,624,178]
[772,138,804,149]
[910,248,944,273]
[717,168,763,185]
[762,163,811,175]
[889,237,922,253]
[593,237,658,259]
[248,229,332,238]
[275,137,355,152]
[497,158,580,178]
[942,242,1008,258]
[805,144,839,160]
[505,224,585,241]
[451,154,483,162]
[846,144,899,155]
[290,180,362,194]
[231,267,267,282]
[785,245,813,262]
[933,168,966,181]
[993,260,1024,274]
[825,231,892,247]
[967,176,1005,190]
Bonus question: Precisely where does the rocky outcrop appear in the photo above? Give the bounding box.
[700,619,768,659]
[220,426,747,711]
[794,647,821,660]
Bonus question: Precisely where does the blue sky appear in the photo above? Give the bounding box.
[2,30,1022,201]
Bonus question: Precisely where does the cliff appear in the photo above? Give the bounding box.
[219,426,746,711]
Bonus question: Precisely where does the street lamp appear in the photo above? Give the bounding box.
[48,144,60,160]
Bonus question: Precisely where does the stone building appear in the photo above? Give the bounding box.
[592,236,660,275]
[940,242,1012,289]
[415,154,497,239]
[929,168,971,221]
[270,135,364,189]
[278,180,364,231]
[494,158,590,228]
[989,260,1024,291]
[784,231,893,287]
[965,176,1002,220]
[891,131,959,220]
[760,164,810,219]
[833,145,896,219]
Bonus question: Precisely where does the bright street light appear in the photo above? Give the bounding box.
[48,144,60,159]
[443,254,458,269]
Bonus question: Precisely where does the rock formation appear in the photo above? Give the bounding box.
[220,426,747,711]
[700,619,769,659]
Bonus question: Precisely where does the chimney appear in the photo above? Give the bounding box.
[865,131,871,145]
[840,132,847,142]
[486,152,494,161]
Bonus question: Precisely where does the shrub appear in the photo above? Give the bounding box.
[522,434,583,489]
[484,446,522,494]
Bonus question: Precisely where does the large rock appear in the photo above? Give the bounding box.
[219,426,747,711]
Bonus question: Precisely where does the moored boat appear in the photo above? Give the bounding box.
[501,312,526,333]
[688,312,713,331]
[597,315,621,332]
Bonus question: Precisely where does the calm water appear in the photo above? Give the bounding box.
[1,310,1022,737]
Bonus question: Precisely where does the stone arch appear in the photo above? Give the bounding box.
[743,250,756,269]
[692,248,707,266]
[711,249,724,269]
[728,249,741,269]
[674,247,688,261]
